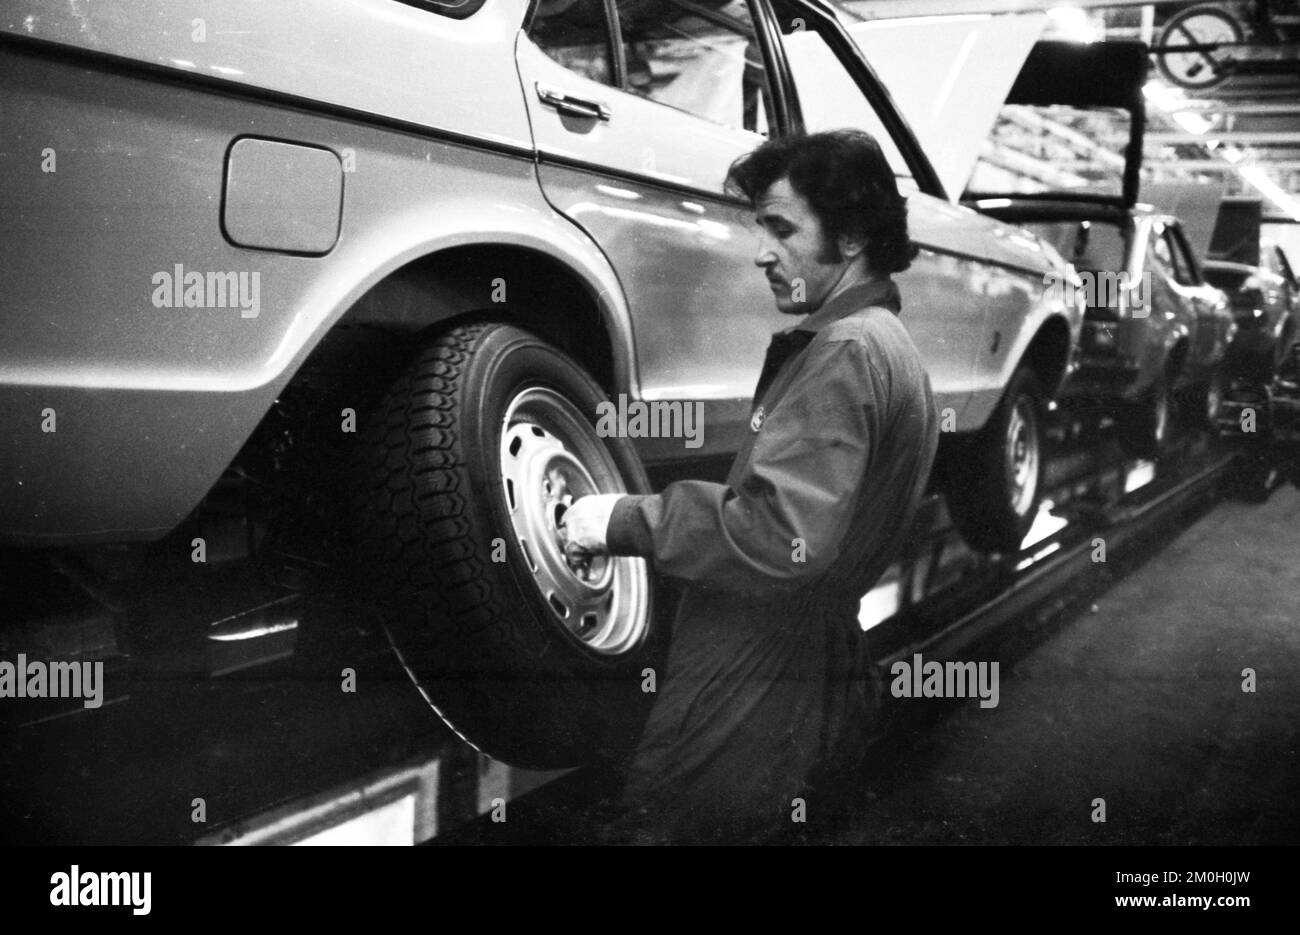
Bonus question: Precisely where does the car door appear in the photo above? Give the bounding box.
[1166,222,1231,375]
[516,0,789,465]
[1138,219,1185,384]
[1263,243,1299,328]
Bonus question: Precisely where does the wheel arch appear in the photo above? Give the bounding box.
[1019,314,1073,400]
[217,241,634,524]
[333,244,625,397]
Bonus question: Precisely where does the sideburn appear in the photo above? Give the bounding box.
[815,233,842,265]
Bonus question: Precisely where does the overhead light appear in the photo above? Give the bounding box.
[1144,78,1297,221]
[1172,110,1215,135]
[1143,81,1185,112]
[1144,81,1216,135]
[1237,166,1300,222]
[1047,6,1099,43]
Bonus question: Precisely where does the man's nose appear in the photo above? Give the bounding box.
[755,237,777,268]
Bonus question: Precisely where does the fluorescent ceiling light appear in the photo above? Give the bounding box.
[1237,166,1300,221]
[1047,6,1098,43]
[1143,79,1299,219]
[1143,81,1185,111]
[1172,110,1214,135]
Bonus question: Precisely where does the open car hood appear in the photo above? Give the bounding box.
[846,13,1047,201]
[1002,39,1150,207]
[849,23,1150,207]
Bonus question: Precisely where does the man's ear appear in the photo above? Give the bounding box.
[838,232,868,262]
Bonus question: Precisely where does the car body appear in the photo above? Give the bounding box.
[1,0,1079,548]
[1204,258,1296,385]
[975,198,1234,409]
[1,0,1081,763]
[1270,341,1300,447]
[1260,240,1299,300]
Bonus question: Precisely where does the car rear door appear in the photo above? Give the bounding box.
[515,0,789,464]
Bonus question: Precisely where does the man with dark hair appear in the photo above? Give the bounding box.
[562,129,938,843]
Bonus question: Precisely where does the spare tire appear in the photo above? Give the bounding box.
[348,322,665,768]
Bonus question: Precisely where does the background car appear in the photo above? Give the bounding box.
[976,199,1235,459]
[1260,241,1299,301]
[966,39,1234,461]
[1204,258,1295,386]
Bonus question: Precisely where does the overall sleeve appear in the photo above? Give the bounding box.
[606,333,885,594]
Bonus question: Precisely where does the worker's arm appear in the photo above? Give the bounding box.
[575,333,886,594]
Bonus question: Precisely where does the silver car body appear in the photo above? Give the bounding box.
[0,0,1080,545]
[977,199,1233,401]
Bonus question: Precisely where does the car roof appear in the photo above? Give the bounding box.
[964,193,1166,226]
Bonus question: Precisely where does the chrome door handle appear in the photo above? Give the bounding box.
[536,82,611,122]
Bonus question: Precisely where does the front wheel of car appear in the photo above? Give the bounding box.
[348,322,666,769]
[944,367,1045,554]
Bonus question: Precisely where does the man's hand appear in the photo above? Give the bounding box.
[560,493,624,563]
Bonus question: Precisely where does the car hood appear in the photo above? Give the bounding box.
[846,13,1047,201]
[850,23,1150,207]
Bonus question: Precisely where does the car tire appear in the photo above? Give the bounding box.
[945,367,1045,554]
[1117,371,1175,460]
[348,322,666,769]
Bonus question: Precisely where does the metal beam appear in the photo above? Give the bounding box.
[842,0,1190,19]
[1088,160,1300,172]
[1170,102,1300,116]
[978,140,1089,187]
[1146,132,1300,146]
[1001,105,1127,169]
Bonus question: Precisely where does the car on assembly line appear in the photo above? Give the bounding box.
[967,40,1234,461]
[1201,255,1297,501]
[0,0,1080,767]
[977,197,1236,459]
[1261,240,1300,302]
[1204,258,1296,386]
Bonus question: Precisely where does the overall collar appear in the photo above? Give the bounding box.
[791,278,901,336]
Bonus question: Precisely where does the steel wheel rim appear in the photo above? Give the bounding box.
[500,386,650,656]
[1006,396,1040,518]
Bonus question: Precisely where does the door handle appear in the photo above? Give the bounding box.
[536,82,612,122]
